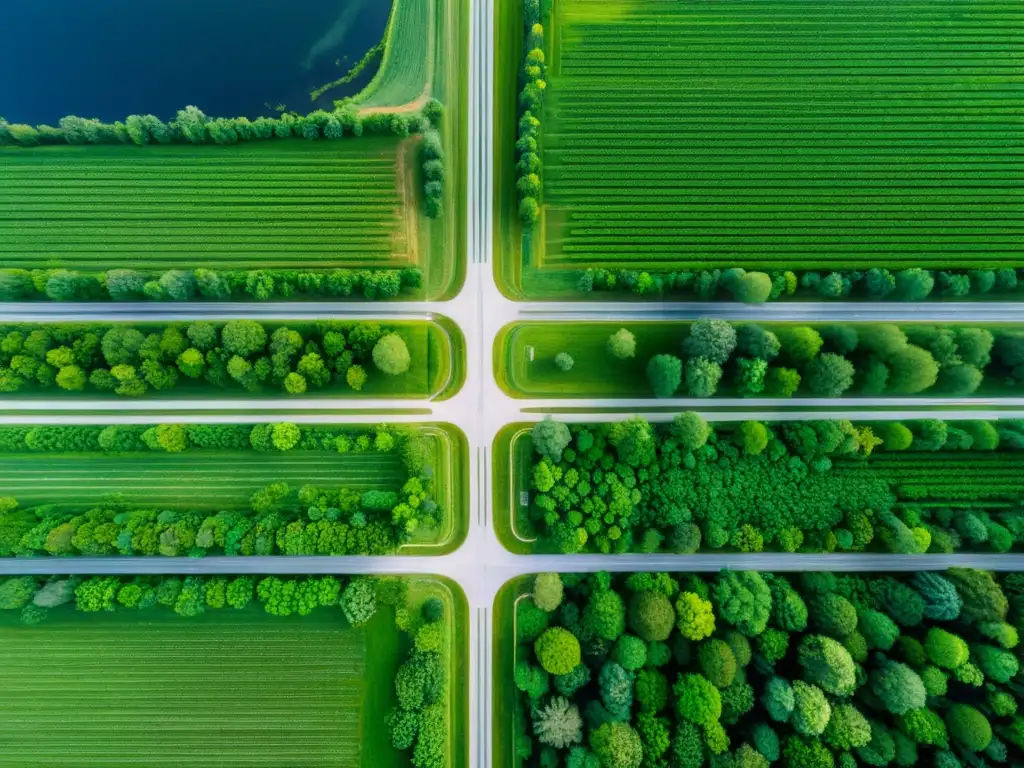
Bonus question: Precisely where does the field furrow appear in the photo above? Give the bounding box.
[0,608,367,768]
[0,452,405,509]
[0,140,415,272]
[539,0,1024,272]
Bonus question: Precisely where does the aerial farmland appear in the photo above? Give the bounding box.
[0,0,467,301]
[3,0,1024,766]
[497,0,1024,300]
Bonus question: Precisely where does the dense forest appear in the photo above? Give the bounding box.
[0,422,443,556]
[526,415,1024,554]
[0,320,416,395]
[511,569,1024,768]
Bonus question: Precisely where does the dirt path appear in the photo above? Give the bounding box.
[394,135,423,265]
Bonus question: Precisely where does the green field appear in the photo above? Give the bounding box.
[0,140,414,271]
[496,0,1024,297]
[0,422,468,555]
[355,0,434,109]
[0,0,470,301]
[0,451,404,510]
[0,604,393,768]
[353,0,470,299]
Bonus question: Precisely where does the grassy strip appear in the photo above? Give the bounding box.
[352,0,432,109]
[311,42,386,102]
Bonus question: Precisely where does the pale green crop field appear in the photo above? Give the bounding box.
[539,0,1024,272]
[0,139,412,271]
[0,606,378,768]
[0,450,405,510]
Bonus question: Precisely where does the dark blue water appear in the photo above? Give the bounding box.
[0,0,391,125]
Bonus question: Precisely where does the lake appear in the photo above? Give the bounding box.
[0,0,391,125]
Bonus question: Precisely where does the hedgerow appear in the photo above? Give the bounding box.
[515,1,547,226]
[609,319,1024,399]
[0,319,416,396]
[576,266,1024,303]
[0,103,435,149]
[0,267,423,302]
[511,570,1024,768]
[524,415,1024,554]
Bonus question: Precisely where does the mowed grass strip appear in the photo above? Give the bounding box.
[357,0,433,109]
[542,0,1024,271]
[0,608,365,768]
[0,140,412,271]
[0,451,405,509]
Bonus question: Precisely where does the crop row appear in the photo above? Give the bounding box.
[537,0,1023,274]
[0,141,410,272]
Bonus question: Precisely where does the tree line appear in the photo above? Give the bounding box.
[527,415,1024,555]
[513,569,1024,768]
[578,266,1024,303]
[0,478,439,558]
[0,320,415,396]
[565,319,1024,399]
[388,592,452,768]
[0,266,422,303]
[516,1,547,226]
[0,101,443,148]
[0,573,400,623]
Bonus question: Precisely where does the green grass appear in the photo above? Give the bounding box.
[355,0,433,109]
[352,0,469,300]
[0,140,416,272]
[0,604,388,768]
[493,0,528,299]
[426,0,470,300]
[490,424,537,555]
[496,319,1021,399]
[491,576,532,768]
[0,450,404,510]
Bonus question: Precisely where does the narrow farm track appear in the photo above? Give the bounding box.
[0,609,365,768]
[542,0,1024,271]
[0,452,404,508]
[0,141,412,271]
